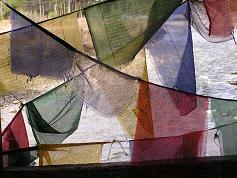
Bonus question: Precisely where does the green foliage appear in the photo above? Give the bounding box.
[48,11,59,19]
[7,0,25,7]
[0,0,83,20]
[1,0,25,19]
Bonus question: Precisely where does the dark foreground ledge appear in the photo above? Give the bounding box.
[2,156,237,178]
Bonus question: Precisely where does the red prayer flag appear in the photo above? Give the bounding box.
[135,81,208,139]
[132,81,208,162]
[131,131,206,162]
[204,0,237,37]
[2,107,29,152]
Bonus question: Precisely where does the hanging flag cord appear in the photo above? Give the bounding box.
[9,92,24,107]
[231,32,237,45]
[107,140,128,160]
[1,0,237,102]
[213,130,221,149]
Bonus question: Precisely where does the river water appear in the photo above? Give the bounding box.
[193,29,237,99]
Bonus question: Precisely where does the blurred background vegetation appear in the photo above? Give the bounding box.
[0,0,104,21]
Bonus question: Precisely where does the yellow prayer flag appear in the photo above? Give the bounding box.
[38,143,103,166]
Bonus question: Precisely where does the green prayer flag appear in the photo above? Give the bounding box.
[26,83,83,144]
[85,0,182,66]
[211,98,237,155]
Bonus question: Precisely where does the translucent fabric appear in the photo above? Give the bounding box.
[131,80,208,162]
[135,81,209,139]
[0,31,56,96]
[9,11,83,51]
[146,2,196,93]
[85,0,183,66]
[2,107,28,152]
[2,148,37,168]
[38,143,103,166]
[0,4,85,96]
[1,107,34,167]
[203,0,237,37]
[211,98,237,156]
[130,123,237,163]
[26,82,84,144]
[117,49,148,138]
[2,0,105,23]
[10,11,76,78]
[2,2,139,139]
[135,81,154,139]
[68,55,139,115]
[189,0,233,42]
[3,2,237,165]
[40,13,84,51]
[130,131,206,162]
[131,83,237,162]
